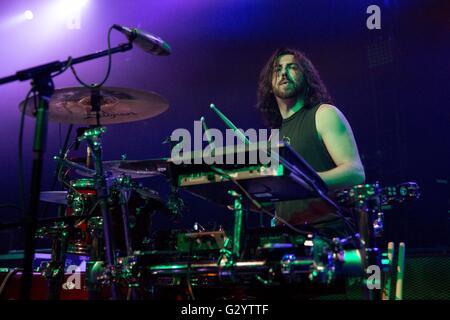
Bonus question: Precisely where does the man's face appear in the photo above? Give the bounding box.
[271,54,304,99]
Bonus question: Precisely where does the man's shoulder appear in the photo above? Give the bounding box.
[315,104,347,133]
[316,103,340,116]
[315,103,344,122]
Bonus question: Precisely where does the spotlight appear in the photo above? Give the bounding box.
[51,0,89,29]
[24,10,34,20]
[59,0,89,14]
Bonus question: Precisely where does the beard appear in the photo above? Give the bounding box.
[273,80,306,100]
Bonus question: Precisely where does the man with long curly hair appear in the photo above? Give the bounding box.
[257,48,365,238]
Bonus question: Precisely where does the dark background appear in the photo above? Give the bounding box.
[0,0,449,253]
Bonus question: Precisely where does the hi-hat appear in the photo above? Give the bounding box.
[76,158,169,179]
[102,158,169,179]
[40,191,68,205]
[19,86,168,125]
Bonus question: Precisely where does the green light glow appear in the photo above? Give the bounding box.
[71,179,95,188]
[275,164,284,176]
[149,264,187,271]
[83,127,106,137]
[343,250,362,265]
[287,260,314,266]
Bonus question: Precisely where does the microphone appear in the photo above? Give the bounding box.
[112,24,171,56]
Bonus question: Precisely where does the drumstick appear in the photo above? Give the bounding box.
[210,103,251,145]
[200,116,215,151]
[395,242,405,300]
[382,242,395,300]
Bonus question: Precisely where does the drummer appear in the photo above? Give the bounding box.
[256,48,366,238]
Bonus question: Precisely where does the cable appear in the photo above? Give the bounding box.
[0,268,22,297]
[41,124,74,217]
[17,88,36,214]
[17,55,73,216]
[263,148,360,245]
[47,125,73,199]
[70,26,115,89]
[51,56,73,78]
[209,165,311,236]
[268,149,358,235]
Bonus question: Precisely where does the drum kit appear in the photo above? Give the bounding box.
[0,27,420,300]
[0,77,420,299]
[11,82,417,300]
[0,83,420,300]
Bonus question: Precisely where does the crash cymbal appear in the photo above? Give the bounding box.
[19,86,168,125]
[76,158,168,179]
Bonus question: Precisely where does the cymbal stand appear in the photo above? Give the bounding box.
[78,126,118,300]
[112,175,134,257]
[36,222,69,300]
[354,184,383,300]
[229,190,244,264]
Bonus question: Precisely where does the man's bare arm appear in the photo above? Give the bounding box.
[315,104,365,189]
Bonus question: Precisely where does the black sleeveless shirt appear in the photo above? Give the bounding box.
[275,103,340,225]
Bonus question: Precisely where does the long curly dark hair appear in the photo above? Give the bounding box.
[256,48,333,128]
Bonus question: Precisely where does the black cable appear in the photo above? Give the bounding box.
[70,26,115,89]
[18,88,36,214]
[17,52,73,215]
[0,268,22,298]
[209,166,311,236]
[51,56,73,78]
[262,148,360,246]
[270,149,358,236]
[41,124,73,217]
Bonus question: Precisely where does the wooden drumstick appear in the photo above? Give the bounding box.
[382,242,395,300]
[395,242,405,300]
[86,146,93,169]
